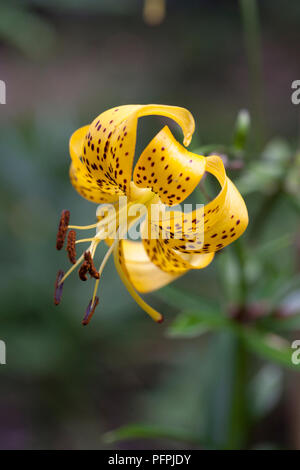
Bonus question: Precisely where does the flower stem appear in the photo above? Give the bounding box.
[226,336,249,449]
[226,238,249,448]
[239,0,264,149]
[232,238,248,309]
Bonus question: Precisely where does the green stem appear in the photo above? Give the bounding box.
[226,336,248,449]
[226,239,249,449]
[232,238,248,308]
[239,0,264,149]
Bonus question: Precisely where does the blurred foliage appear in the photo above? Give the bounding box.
[0,0,300,451]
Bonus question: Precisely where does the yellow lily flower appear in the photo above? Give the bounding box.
[54,104,248,326]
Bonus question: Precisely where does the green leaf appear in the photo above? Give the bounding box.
[268,275,300,311]
[239,327,299,369]
[235,137,291,195]
[103,424,203,447]
[157,284,218,311]
[260,289,300,332]
[235,161,284,195]
[254,233,293,260]
[263,314,300,333]
[167,309,231,338]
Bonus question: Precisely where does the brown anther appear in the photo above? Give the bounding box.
[67,230,77,264]
[54,270,64,305]
[79,261,89,281]
[56,210,70,250]
[82,296,99,326]
[84,251,100,280]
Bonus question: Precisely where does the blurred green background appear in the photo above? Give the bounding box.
[1,0,300,450]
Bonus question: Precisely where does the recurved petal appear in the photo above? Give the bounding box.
[70,104,195,198]
[141,217,214,275]
[133,126,206,206]
[149,155,248,254]
[117,239,183,293]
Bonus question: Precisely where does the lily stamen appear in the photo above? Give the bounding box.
[82,296,99,326]
[68,222,99,230]
[54,270,65,305]
[84,251,100,279]
[68,203,124,232]
[75,238,95,244]
[78,260,90,281]
[59,252,86,285]
[56,210,70,250]
[90,238,119,311]
[67,230,77,264]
